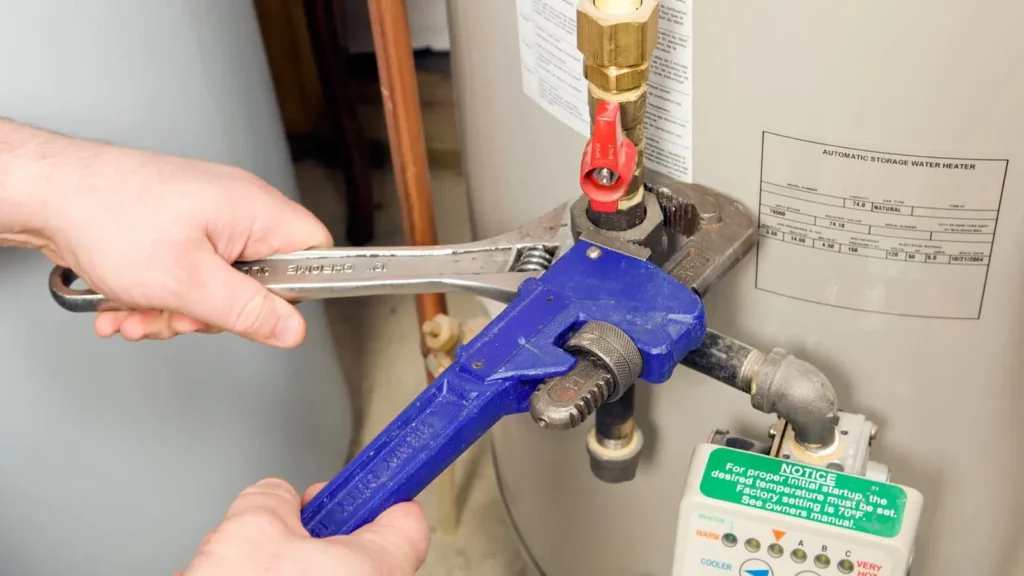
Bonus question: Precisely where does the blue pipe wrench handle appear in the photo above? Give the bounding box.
[300,239,707,537]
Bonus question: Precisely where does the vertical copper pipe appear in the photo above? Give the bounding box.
[366,0,447,333]
[366,0,455,534]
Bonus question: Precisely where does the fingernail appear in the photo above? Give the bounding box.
[273,314,302,347]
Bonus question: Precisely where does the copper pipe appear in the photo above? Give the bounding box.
[367,0,447,335]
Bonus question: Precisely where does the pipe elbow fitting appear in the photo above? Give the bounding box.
[750,348,839,448]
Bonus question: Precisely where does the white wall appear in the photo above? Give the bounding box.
[0,2,353,574]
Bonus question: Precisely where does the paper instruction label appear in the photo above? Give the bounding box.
[756,132,1008,319]
[514,0,693,182]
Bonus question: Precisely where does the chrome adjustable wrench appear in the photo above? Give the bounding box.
[48,202,574,313]
[47,173,759,538]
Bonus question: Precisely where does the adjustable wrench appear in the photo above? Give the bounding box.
[48,203,574,312]
[47,173,758,538]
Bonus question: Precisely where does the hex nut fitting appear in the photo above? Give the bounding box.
[577,0,660,69]
[587,425,644,483]
[584,61,651,93]
[570,192,667,253]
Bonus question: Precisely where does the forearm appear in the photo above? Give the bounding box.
[0,119,67,249]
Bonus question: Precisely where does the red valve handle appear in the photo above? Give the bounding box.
[579,101,638,213]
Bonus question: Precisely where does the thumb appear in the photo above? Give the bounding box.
[338,503,431,574]
[183,252,306,348]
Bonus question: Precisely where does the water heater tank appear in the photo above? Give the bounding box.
[447,1,1023,575]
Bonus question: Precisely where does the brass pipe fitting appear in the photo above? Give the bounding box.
[588,84,647,191]
[594,0,642,13]
[583,62,650,92]
[587,85,647,132]
[577,0,659,70]
[577,0,659,211]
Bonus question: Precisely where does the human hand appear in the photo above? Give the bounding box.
[1,120,332,347]
[178,478,430,576]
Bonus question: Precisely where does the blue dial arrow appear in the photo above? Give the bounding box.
[744,571,770,576]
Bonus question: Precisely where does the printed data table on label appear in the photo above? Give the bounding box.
[756,133,1008,319]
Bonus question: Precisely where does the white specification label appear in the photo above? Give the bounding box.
[514,0,693,182]
[757,133,1008,319]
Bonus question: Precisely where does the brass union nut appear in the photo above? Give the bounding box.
[584,61,650,92]
[577,0,660,69]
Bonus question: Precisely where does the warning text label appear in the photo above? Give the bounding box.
[700,448,907,538]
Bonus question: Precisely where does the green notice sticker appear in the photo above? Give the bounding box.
[700,447,907,538]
